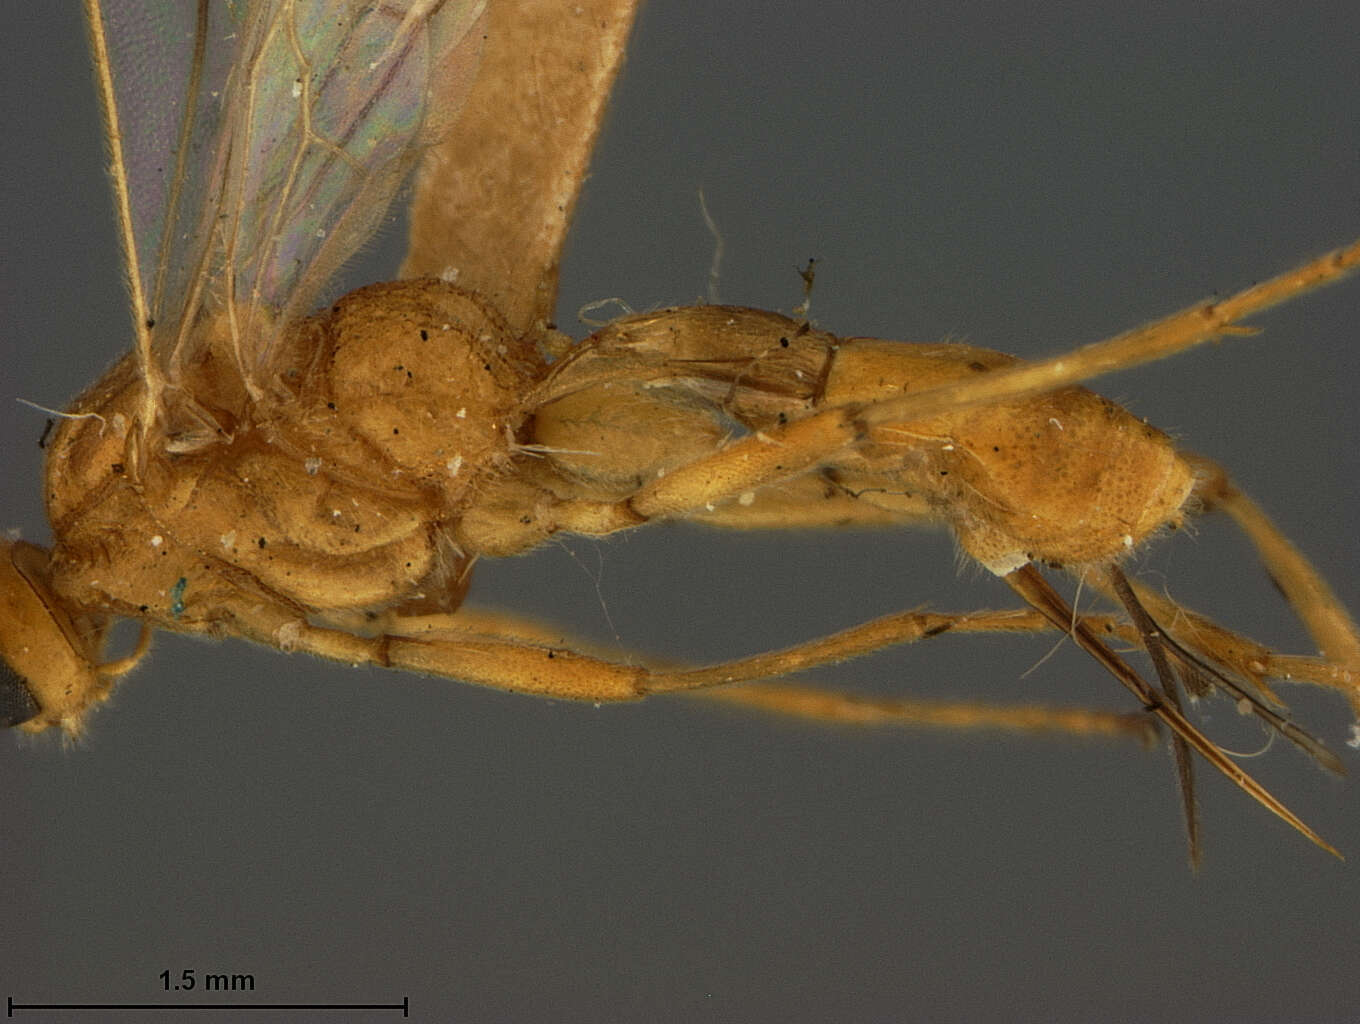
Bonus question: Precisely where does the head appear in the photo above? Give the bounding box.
[0,539,113,735]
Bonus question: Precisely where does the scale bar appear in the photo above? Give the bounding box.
[8,996,409,1017]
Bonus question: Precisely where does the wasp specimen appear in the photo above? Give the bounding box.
[1,0,1358,864]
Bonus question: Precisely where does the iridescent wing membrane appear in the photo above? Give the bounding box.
[88,0,486,397]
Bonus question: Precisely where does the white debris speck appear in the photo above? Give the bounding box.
[1348,724,1360,750]
[275,620,303,652]
[983,549,1030,576]
[455,408,467,419]
[738,491,756,506]
[292,79,302,99]
[1048,417,1063,430]
[220,530,236,550]
[304,456,322,475]
[440,266,460,283]
[941,443,954,451]
[446,454,464,477]
[150,535,163,548]
[1122,534,1134,548]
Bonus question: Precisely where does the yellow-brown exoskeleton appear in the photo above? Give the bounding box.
[4,0,1359,867]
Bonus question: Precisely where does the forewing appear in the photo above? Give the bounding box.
[88,0,487,392]
[89,3,231,334]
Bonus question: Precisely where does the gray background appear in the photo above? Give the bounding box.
[4,3,1360,1021]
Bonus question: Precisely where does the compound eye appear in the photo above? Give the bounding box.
[0,659,42,728]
